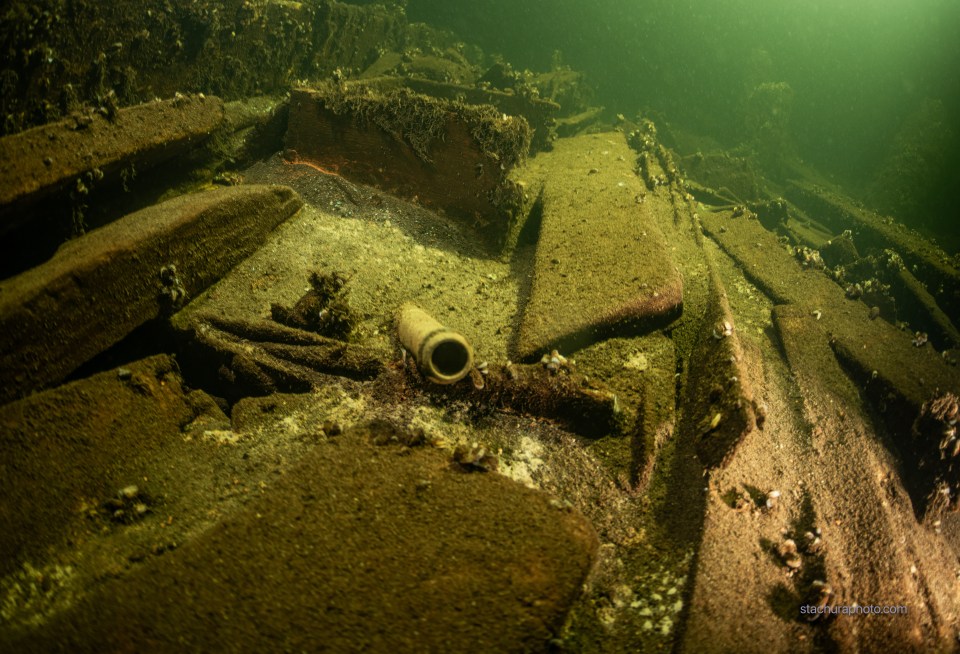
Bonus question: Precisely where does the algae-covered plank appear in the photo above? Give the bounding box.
[700,209,839,306]
[0,355,201,577]
[6,426,598,652]
[401,77,559,153]
[701,209,958,407]
[887,263,960,349]
[787,180,960,328]
[0,95,225,233]
[571,333,677,485]
[515,132,683,360]
[0,185,302,403]
[684,265,757,469]
[285,84,530,250]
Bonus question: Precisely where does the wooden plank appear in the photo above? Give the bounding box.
[285,85,530,251]
[888,264,960,349]
[630,334,676,488]
[684,301,956,652]
[686,266,757,469]
[787,180,960,328]
[0,185,302,404]
[400,77,559,153]
[701,208,958,402]
[515,131,683,360]
[4,425,598,652]
[0,355,203,577]
[171,313,386,403]
[0,94,225,234]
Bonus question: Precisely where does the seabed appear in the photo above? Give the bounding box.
[1,1,958,652]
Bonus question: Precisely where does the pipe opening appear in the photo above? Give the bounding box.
[397,302,473,384]
[430,339,471,377]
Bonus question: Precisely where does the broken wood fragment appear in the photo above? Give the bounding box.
[629,336,677,490]
[886,262,960,350]
[173,313,385,401]
[411,360,622,439]
[554,107,604,138]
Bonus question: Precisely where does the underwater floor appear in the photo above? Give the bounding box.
[1,2,959,652]
[2,120,959,652]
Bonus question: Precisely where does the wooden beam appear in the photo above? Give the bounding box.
[285,84,530,251]
[0,185,302,403]
[0,94,225,235]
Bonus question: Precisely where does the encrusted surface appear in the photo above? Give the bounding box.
[286,84,529,250]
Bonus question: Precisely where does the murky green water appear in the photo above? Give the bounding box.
[410,0,959,241]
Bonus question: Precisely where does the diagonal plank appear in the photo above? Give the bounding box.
[700,209,958,410]
[787,180,960,329]
[0,185,302,403]
[515,132,682,360]
[0,94,225,234]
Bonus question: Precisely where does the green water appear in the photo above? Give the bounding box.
[410,0,959,238]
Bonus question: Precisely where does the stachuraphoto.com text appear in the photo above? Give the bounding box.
[801,604,908,617]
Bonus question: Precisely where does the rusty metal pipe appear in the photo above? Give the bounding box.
[397,303,474,384]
